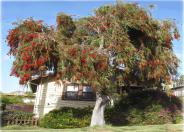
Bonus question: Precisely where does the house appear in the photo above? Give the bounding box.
[29,74,96,118]
[171,86,184,97]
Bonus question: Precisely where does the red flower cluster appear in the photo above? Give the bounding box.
[69,48,77,57]
[19,73,31,84]
[89,53,97,59]
[7,19,44,56]
[96,61,107,71]
[24,33,38,42]
[81,56,86,65]
[10,67,19,77]
[174,32,180,40]
[22,52,31,61]
[148,60,160,69]
[7,28,19,48]
[31,42,37,47]
[165,35,172,48]
[22,19,43,32]
[36,56,47,66]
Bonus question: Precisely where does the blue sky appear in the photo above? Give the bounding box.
[1,0,183,93]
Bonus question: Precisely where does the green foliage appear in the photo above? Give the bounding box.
[7,2,180,91]
[56,13,76,39]
[39,90,182,129]
[1,95,35,110]
[175,75,184,86]
[25,91,35,98]
[2,110,34,126]
[39,107,92,129]
[2,124,183,131]
[1,95,24,110]
[105,90,182,125]
[2,125,39,130]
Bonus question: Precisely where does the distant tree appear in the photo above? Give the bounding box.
[7,2,180,126]
[175,75,184,87]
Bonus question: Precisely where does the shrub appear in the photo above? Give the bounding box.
[1,95,24,105]
[39,107,92,129]
[105,90,182,125]
[1,95,24,110]
[39,90,182,128]
[1,110,34,126]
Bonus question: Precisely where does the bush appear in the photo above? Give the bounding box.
[1,95,24,110]
[105,90,182,125]
[1,110,34,126]
[39,107,92,129]
[1,95,24,104]
[39,90,182,128]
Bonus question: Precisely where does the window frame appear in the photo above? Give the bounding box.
[62,83,96,101]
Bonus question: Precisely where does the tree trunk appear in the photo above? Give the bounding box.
[90,95,110,126]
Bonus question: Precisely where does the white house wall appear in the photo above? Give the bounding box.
[43,81,64,115]
[33,80,95,118]
[33,84,42,118]
[33,80,64,117]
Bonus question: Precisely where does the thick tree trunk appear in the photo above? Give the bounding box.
[90,95,110,126]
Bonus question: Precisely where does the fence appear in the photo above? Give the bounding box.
[5,117,39,126]
[5,104,34,113]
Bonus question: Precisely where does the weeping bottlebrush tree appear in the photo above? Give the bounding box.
[7,2,180,126]
[7,18,58,84]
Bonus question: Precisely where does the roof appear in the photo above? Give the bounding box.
[29,73,86,93]
[171,86,184,90]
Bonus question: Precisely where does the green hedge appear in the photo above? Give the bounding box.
[39,90,182,128]
[105,90,182,125]
[2,110,34,126]
[39,107,92,129]
[1,95,24,110]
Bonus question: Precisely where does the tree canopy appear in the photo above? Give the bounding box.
[7,2,180,93]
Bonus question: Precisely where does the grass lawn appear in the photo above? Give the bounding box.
[1,124,183,132]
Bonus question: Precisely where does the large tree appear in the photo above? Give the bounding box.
[7,2,180,126]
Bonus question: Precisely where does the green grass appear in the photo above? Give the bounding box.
[1,124,183,132]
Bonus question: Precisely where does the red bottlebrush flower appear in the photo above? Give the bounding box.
[165,36,171,44]
[22,56,31,61]
[81,56,86,65]
[15,73,19,77]
[31,42,37,47]
[36,56,47,66]
[82,49,87,54]
[96,62,107,71]
[165,35,172,48]
[28,33,38,39]
[22,64,30,71]
[174,32,180,40]
[24,73,31,79]
[70,48,77,57]
[89,53,97,59]
[7,28,19,47]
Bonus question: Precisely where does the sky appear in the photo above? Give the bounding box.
[1,0,183,93]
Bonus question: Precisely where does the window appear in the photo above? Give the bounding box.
[65,83,79,100]
[82,85,94,100]
[63,84,95,101]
